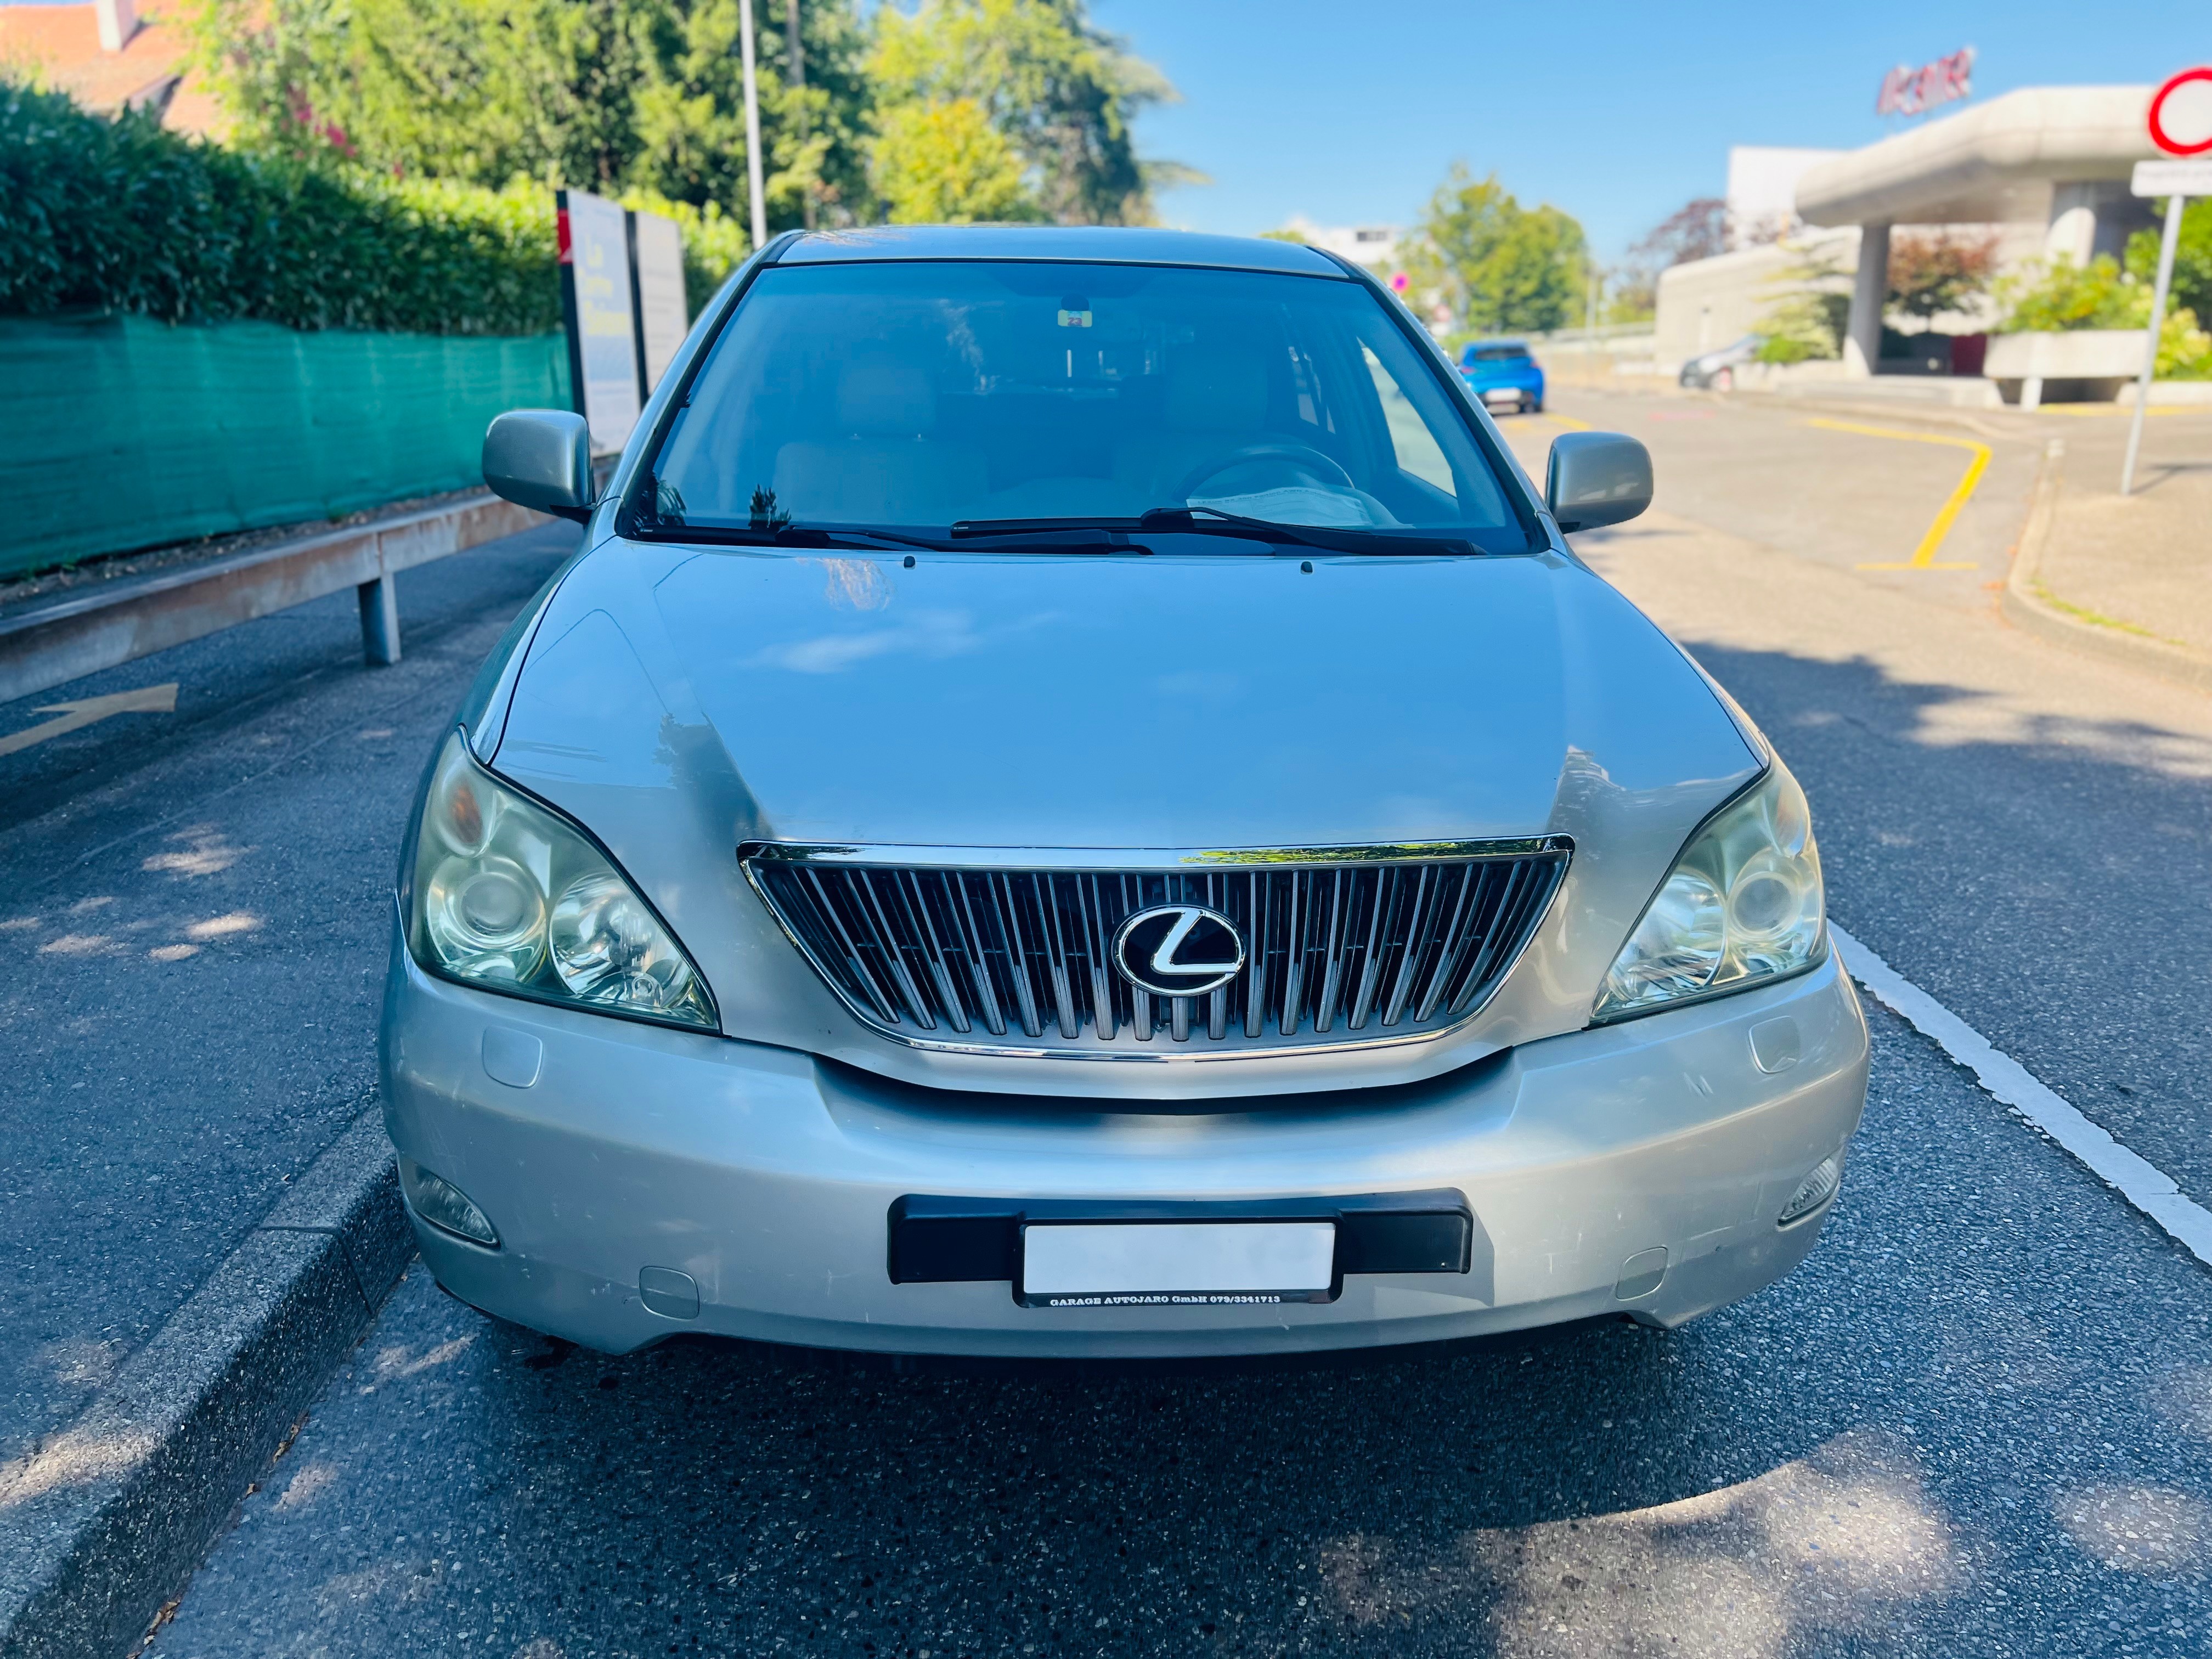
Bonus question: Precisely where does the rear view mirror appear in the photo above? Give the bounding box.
[1544,432,1652,533]
[483,410,593,522]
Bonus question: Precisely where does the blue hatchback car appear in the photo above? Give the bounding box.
[1458,338,1544,414]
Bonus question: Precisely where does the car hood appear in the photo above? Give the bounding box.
[485,538,1763,1092]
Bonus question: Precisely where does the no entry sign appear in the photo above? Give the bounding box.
[2147,66,2212,156]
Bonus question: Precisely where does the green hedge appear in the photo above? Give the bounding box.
[0,82,749,334]
[1,83,563,334]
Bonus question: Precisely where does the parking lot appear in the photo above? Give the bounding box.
[5,390,2210,1657]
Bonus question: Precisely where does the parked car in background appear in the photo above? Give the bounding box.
[1457,338,1545,414]
[1679,334,1764,391]
[388,226,1865,1363]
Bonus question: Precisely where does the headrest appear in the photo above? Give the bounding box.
[1166,338,1271,432]
[836,349,936,437]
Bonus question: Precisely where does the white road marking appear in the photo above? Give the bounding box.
[1829,922,2212,1268]
[0,682,178,758]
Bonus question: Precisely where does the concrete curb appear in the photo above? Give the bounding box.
[1998,441,2212,697]
[0,1112,411,1659]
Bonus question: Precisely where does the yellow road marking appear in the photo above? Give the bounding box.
[1542,412,1593,431]
[1805,418,1989,570]
[0,683,178,758]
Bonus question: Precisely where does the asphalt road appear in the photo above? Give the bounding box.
[10,388,2211,1656]
[0,521,579,1471]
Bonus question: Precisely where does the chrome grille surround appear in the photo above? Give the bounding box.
[742,840,1571,1061]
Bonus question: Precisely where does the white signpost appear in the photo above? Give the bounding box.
[2121,69,2212,496]
[557,189,644,455]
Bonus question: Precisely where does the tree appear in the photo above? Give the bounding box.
[1406,165,1589,335]
[1753,245,1851,364]
[1632,196,1728,266]
[1611,196,1728,320]
[184,0,875,234]
[871,95,1034,223]
[866,0,1185,225]
[1886,230,1998,329]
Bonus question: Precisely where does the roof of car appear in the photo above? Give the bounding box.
[772,225,1348,278]
[1466,338,1531,349]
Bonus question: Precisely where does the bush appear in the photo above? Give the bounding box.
[1994,253,2145,334]
[0,82,563,332]
[2158,307,2212,380]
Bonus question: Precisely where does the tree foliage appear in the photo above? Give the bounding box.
[184,0,874,233]
[1632,198,1728,268]
[867,0,1181,225]
[1752,244,1850,364]
[870,95,1035,224]
[2125,197,2212,327]
[1996,253,2145,332]
[1405,166,1589,335]
[1609,196,1726,319]
[1885,230,1997,325]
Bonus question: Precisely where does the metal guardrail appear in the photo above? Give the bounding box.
[0,494,548,708]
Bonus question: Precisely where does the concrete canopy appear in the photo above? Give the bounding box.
[1795,87,2158,229]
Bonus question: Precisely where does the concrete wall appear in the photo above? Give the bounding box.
[1654,230,1857,372]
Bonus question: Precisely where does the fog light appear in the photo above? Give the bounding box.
[399,1158,499,1248]
[1777,1155,1842,1227]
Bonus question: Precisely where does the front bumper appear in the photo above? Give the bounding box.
[380,932,1867,1357]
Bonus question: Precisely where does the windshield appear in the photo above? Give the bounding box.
[640,260,1533,550]
[1465,345,1530,364]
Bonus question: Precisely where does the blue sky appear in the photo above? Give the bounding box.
[1099,1,2210,260]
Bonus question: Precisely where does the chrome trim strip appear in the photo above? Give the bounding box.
[740,836,1569,871]
[737,839,1573,1065]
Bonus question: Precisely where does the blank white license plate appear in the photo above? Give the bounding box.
[1020,1221,1336,1306]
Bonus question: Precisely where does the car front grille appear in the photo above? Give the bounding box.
[744,842,1569,1058]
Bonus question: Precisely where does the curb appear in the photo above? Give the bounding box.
[0,1111,412,1659]
[1999,441,2212,696]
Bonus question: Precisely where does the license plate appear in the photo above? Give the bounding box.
[1019,1221,1336,1307]
[1484,388,1521,403]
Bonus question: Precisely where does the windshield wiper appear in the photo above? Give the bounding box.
[637,519,943,552]
[1139,507,1482,557]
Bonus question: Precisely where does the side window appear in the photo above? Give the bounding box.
[1361,345,1457,497]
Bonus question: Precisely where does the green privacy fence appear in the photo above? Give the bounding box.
[0,314,570,577]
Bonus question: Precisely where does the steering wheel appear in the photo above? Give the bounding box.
[1176,442,1356,501]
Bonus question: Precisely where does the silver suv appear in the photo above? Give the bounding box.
[383,227,1866,1359]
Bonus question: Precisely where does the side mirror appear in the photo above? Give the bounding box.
[1544,431,1652,533]
[483,410,593,522]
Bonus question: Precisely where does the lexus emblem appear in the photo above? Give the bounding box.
[1111,904,1246,998]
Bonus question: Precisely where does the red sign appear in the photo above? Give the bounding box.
[2148,67,2212,157]
[1876,47,1974,118]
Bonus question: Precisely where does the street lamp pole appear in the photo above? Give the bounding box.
[740,0,768,251]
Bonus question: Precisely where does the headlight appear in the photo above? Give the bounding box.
[1594,765,1824,1022]
[405,730,715,1029]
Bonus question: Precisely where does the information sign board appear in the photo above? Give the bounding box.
[2134,159,2212,198]
[557,189,642,454]
[627,209,690,399]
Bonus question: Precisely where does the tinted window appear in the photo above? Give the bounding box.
[1464,345,1531,364]
[646,262,1523,540]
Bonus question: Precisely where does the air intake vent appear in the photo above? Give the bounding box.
[745,843,1568,1058]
